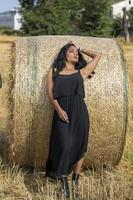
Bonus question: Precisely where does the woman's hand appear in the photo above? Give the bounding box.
[57,108,69,123]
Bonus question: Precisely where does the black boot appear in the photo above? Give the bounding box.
[72,172,80,198]
[61,175,70,199]
[72,172,80,188]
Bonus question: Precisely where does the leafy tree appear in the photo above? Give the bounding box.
[128,7,133,31]
[19,0,36,9]
[18,0,117,37]
[112,16,123,36]
[79,0,113,37]
[19,0,82,35]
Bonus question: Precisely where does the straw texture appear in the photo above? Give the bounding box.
[9,35,128,169]
[0,41,15,162]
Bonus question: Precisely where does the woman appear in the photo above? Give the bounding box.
[45,41,101,198]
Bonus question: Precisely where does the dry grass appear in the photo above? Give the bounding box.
[0,139,133,200]
[0,36,133,200]
[0,35,17,42]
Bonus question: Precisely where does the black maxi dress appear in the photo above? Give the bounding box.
[45,69,90,179]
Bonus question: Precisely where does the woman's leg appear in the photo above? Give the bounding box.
[60,175,70,198]
[73,157,84,173]
[71,157,84,192]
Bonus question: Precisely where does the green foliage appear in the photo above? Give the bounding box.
[128,7,133,31]
[18,0,125,37]
[18,0,35,9]
[0,26,22,35]
[79,0,113,37]
[19,0,82,35]
[112,17,123,37]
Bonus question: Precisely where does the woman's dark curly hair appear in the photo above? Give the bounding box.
[51,42,95,81]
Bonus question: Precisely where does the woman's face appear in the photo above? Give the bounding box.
[66,45,79,64]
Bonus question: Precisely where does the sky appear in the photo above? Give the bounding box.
[0,0,20,13]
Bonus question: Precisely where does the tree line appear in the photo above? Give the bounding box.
[18,0,133,37]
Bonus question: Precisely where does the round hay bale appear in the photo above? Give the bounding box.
[0,41,15,162]
[9,35,128,169]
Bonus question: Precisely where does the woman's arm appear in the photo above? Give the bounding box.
[47,68,62,113]
[80,48,102,80]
